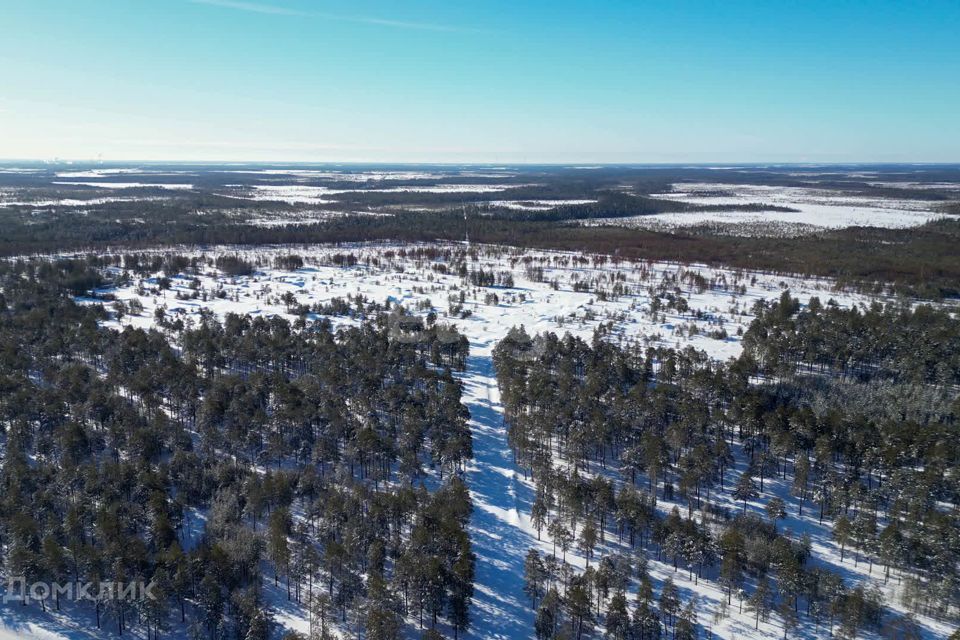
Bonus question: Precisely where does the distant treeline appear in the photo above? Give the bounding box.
[1,186,959,298]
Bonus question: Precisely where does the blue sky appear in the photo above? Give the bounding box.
[1,0,958,163]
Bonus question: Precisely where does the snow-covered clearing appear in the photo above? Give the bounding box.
[0,196,165,209]
[219,183,534,206]
[244,211,392,226]
[592,183,950,236]
[53,169,188,179]
[51,182,195,191]
[360,184,529,194]
[221,169,451,181]
[486,199,598,211]
[219,169,518,182]
[222,185,339,205]
[92,242,866,362]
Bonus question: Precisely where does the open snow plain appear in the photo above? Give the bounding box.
[591,182,951,236]
[4,242,952,639]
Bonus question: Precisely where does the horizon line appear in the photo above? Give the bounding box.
[2,158,960,167]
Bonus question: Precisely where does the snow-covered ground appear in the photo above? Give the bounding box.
[244,210,392,226]
[51,181,195,191]
[53,169,189,178]
[591,182,951,235]
[0,196,165,208]
[486,199,598,211]
[221,169,456,181]
[218,183,536,207]
[866,181,960,192]
[359,184,530,194]
[4,243,952,639]
[224,184,339,205]
[220,168,519,180]
[89,242,864,362]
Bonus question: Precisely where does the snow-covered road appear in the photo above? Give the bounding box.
[462,347,537,639]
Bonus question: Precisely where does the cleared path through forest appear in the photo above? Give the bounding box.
[460,344,536,639]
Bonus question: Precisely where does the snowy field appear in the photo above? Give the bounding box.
[51,181,196,191]
[591,182,952,236]
[2,242,954,639]
[83,242,867,362]
[486,199,598,211]
[217,183,536,206]
[0,195,165,209]
[221,169,516,181]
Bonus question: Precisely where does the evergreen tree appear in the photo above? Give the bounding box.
[733,471,759,513]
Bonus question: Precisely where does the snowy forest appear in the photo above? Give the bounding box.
[495,293,960,639]
[0,245,958,640]
[0,256,474,639]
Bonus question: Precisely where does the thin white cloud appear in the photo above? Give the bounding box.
[321,14,469,33]
[189,0,306,16]
[188,0,482,33]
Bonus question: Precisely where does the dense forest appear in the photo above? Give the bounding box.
[0,256,475,639]
[493,291,960,639]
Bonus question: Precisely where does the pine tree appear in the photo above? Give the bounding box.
[833,515,853,563]
[747,577,772,630]
[733,470,759,513]
[579,520,598,567]
[245,606,272,640]
[659,578,680,632]
[776,596,798,640]
[531,493,549,540]
[674,598,697,640]
[549,519,573,562]
[536,588,561,640]
[566,575,594,640]
[524,549,547,608]
[365,573,401,640]
[765,497,786,530]
[605,591,630,640]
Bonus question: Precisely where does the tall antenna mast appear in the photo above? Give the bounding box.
[462,202,470,247]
